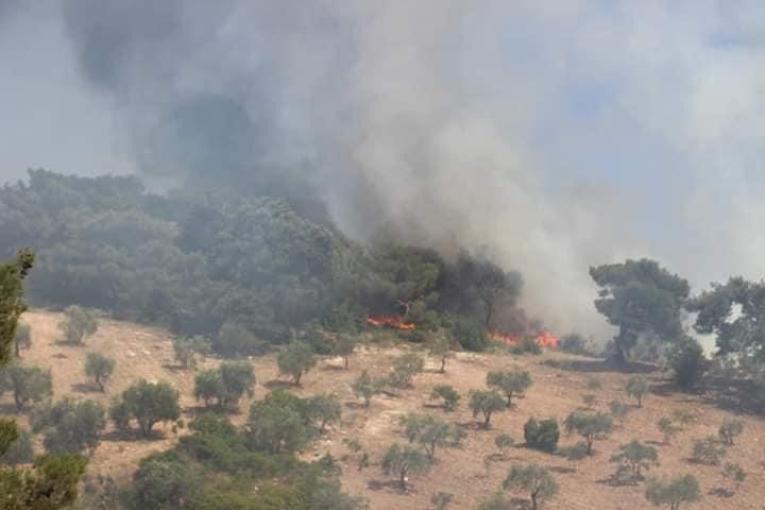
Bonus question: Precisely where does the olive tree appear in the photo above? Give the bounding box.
[502,463,558,510]
[645,474,700,510]
[351,370,382,407]
[59,306,97,345]
[277,341,316,385]
[564,411,613,455]
[626,376,649,407]
[469,390,507,429]
[333,334,357,370]
[691,436,727,465]
[718,418,744,446]
[307,393,342,433]
[1,363,52,411]
[388,353,425,389]
[428,336,453,373]
[657,417,681,444]
[32,398,106,454]
[381,443,432,491]
[430,385,460,412]
[84,352,115,392]
[610,440,659,483]
[194,369,225,408]
[486,369,532,407]
[219,361,256,408]
[399,413,463,460]
[110,380,180,437]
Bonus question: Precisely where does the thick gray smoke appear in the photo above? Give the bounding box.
[3,1,764,339]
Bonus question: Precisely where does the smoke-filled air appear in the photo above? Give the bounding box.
[1,2,765,510]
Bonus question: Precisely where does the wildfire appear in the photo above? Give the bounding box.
[489,329,559,349]
[366,314,416,331]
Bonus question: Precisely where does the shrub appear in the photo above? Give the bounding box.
[582,394,597,409]
[469,390,507,429]
[509,336,542,356]
[669,338,706,391]
[718,418,744,446]
[214,320,264,357]
[523,418,559,453]
[645,474,700,509]
[111,380,180,437]
[84,352,115,392]
[451,318,488,352]
[585,376,602,391]
[609,400,630,420]
[657,417,681,444]
[431,491,454,510]
[559,334,590,355]
[381,443,432,491]
[59,306,98,345]
[721,462,746,494]
[430,384,460,411]
[564,412,613,455]
[398,414,463,460]
[502,463,558,510]
[33,398,106,454]
[692,436,727,465]
[307,393,342,433]
[558,441,589,461]
[494,434,514,458]
[610,440,659,483]
[486,369,532,407]
[129,454,200,510]
[277,341,316,385]
[477,494,513,510]
[0,429,34,465]
[625,376,649,407]
[388,353,425,389]
[13,322,31,357]
[0,363,53,411]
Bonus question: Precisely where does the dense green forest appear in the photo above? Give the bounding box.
[0,170,525,354]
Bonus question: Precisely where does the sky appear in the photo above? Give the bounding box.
[0,1,764,338]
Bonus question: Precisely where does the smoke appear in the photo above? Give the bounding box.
[2,1,764,339]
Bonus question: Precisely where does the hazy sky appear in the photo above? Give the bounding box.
[1,1,763,336]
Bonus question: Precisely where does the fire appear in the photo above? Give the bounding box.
[366,314,416,331]
[490,329,559,349]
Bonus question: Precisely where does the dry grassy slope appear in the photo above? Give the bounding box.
[2,310,765,510]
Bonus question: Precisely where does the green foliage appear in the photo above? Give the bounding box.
[486,369,532,407]
[451,317,488,352]
[112,380,181,437]
[307,393,342,433]
[194,370,226,408]
[32,399,106,455]
[84,352,115,392]
[333,334,357,369]
[172,337,202,369]
[645,474,700,509]
[657,417,681,444]
[430,384,460,412]
[247,390,311,454]
[351,371,382,407]
[0,454,88,510]
[523,418,560,453]
[721,462,746,493]
[590,259,689,363]
[0,418,20,457]
[277,341,316,385]
[1,363,53,411]
[502,463,558,510]
[581,394,597,409]
[469,390,507,429]
[718,418,744,446]
[381,443,432,491]
[58,306,97,345]
[13,322,31,357]
[692,436,727,465]
[610,441,659,483]
[0,250,34,366]
[129,453,200,510]
[219,361,256,408]
[428,336,453,373]
[387,353,425,389]
[477,493,513,510]
[668,338,706,391]
[564,412,613,455]
[509,336,542,356]
[625,376,649,407]
[609,400,631,421]
[0,429,34,465]
[494,433,514,455]
[398,414,463,460]
[214,320,264,358]
[558,441,589,461]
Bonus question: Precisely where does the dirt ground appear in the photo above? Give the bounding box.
[3,310,765,509]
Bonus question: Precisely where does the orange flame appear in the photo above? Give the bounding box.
[489,329,558,349]
[366,314,416,331]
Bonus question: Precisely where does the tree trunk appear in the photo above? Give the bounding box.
[586,436,593,454]
[344,356,349,370]
[484,413,492,429]
[506,392,513,407]
[13,393,23,411]
[96,376,104,392]
[14,340,19,358]
[294,372,302,386]
[400,468,408,491]
[485,304,494,329]
[440,357,446,373]
[531,492,538,510]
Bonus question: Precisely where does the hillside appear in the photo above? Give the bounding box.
[3,310,764,509]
